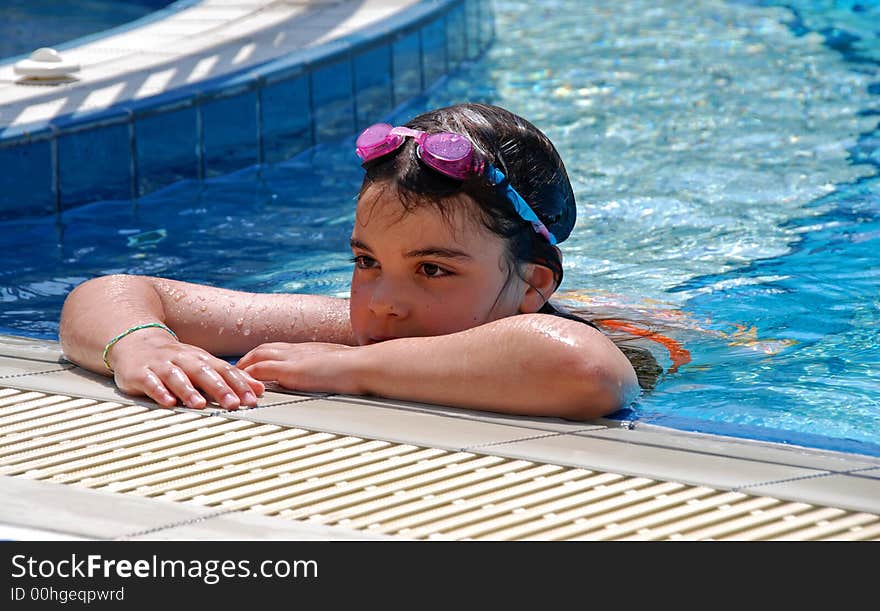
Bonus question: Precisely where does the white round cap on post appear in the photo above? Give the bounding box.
[14,48,81,78]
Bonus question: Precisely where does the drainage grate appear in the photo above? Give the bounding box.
[1,386,878,541]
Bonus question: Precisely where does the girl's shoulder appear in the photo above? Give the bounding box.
[541,300,664,392]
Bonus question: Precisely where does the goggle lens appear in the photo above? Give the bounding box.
[356,123,401,160]
[422,133,471,162]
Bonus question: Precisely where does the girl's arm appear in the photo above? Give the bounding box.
[238,313,640,420]
[59,274,353,408]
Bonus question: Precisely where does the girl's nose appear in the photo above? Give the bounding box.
[368,278,410,318]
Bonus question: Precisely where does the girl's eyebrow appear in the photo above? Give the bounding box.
[350,237,472,260]
[349,237,371,251]
[406,247,473,260]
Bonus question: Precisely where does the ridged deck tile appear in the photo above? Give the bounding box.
[225,397,581,452]
[457,429,825,492]
[0,473,382,540]
[739,468,880,515]
[572,424,880,473]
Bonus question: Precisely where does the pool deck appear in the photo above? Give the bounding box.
[1,333,878,541]
[0,0,421,130]
[2,0,473,219]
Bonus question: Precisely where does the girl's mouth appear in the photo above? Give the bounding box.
[368,336,398,344]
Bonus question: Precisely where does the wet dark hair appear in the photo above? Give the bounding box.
[358,103,576,292]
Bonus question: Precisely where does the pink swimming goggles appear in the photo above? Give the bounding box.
[355,123,557,245]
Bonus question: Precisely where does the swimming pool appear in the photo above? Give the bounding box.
[0,0,177,60]
[1,0,878,457]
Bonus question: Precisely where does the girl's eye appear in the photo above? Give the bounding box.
[420,263,451,278]
[350,255,378,270]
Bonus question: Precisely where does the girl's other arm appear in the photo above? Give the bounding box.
[59,274,352,408]
[239,313,639,420]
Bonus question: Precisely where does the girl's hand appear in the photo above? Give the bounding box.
[109,331,265,410]
[236,342,363,395]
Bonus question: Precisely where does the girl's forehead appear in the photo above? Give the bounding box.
[352,185,510,265]
[355,182,489,240]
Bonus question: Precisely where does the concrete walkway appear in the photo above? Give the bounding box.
[2,333,878,540]
[1,0,420,134]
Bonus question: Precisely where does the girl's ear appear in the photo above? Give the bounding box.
[518,263,558,314]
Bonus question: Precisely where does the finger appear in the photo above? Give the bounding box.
[160,365,207,409]
[243,362,329,394]
[240,369,266,395]
[215,362,264,407]
[235,351,255,370]
[129,369,177,408]
[221,359,265,397]
[185,363,242,410]
[236,345,279,370]
[242,361,290,385]
[232,364,266,397]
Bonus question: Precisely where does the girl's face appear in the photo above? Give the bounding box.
[349,183,531,346]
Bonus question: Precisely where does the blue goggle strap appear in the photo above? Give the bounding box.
[486,165,558,245]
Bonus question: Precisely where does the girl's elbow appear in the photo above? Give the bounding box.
[64,274,131,304]
[558,358,639,421]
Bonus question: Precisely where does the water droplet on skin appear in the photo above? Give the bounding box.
[218,327,225,335]
[243,328,251,336]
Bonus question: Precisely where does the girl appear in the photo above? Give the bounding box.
[59,103,648,420]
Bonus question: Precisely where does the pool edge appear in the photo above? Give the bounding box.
[1,333,877,541]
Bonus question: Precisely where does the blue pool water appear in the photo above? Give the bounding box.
[0,0,176,60]
[0,0,878,456]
